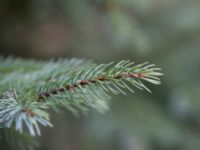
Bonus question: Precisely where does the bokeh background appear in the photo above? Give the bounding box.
[1,0,200,150]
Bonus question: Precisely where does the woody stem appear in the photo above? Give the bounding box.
[37,73,145,101]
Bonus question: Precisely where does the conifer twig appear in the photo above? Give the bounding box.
[38,73,147,101]
[0,58,163,139]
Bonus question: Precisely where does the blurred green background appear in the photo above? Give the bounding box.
[1,0,200,150]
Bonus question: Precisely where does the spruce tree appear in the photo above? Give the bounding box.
[0,57,162,150]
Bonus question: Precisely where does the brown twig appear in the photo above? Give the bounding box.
[37,73,145,101]
[21,109,36,117]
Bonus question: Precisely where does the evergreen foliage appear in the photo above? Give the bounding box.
[0,57,162,149]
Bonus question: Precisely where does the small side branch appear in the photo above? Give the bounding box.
[38,73,146,101]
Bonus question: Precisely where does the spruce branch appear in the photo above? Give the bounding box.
[0,58,163,138]
[38,61,162,101]
[0,90,52,136]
